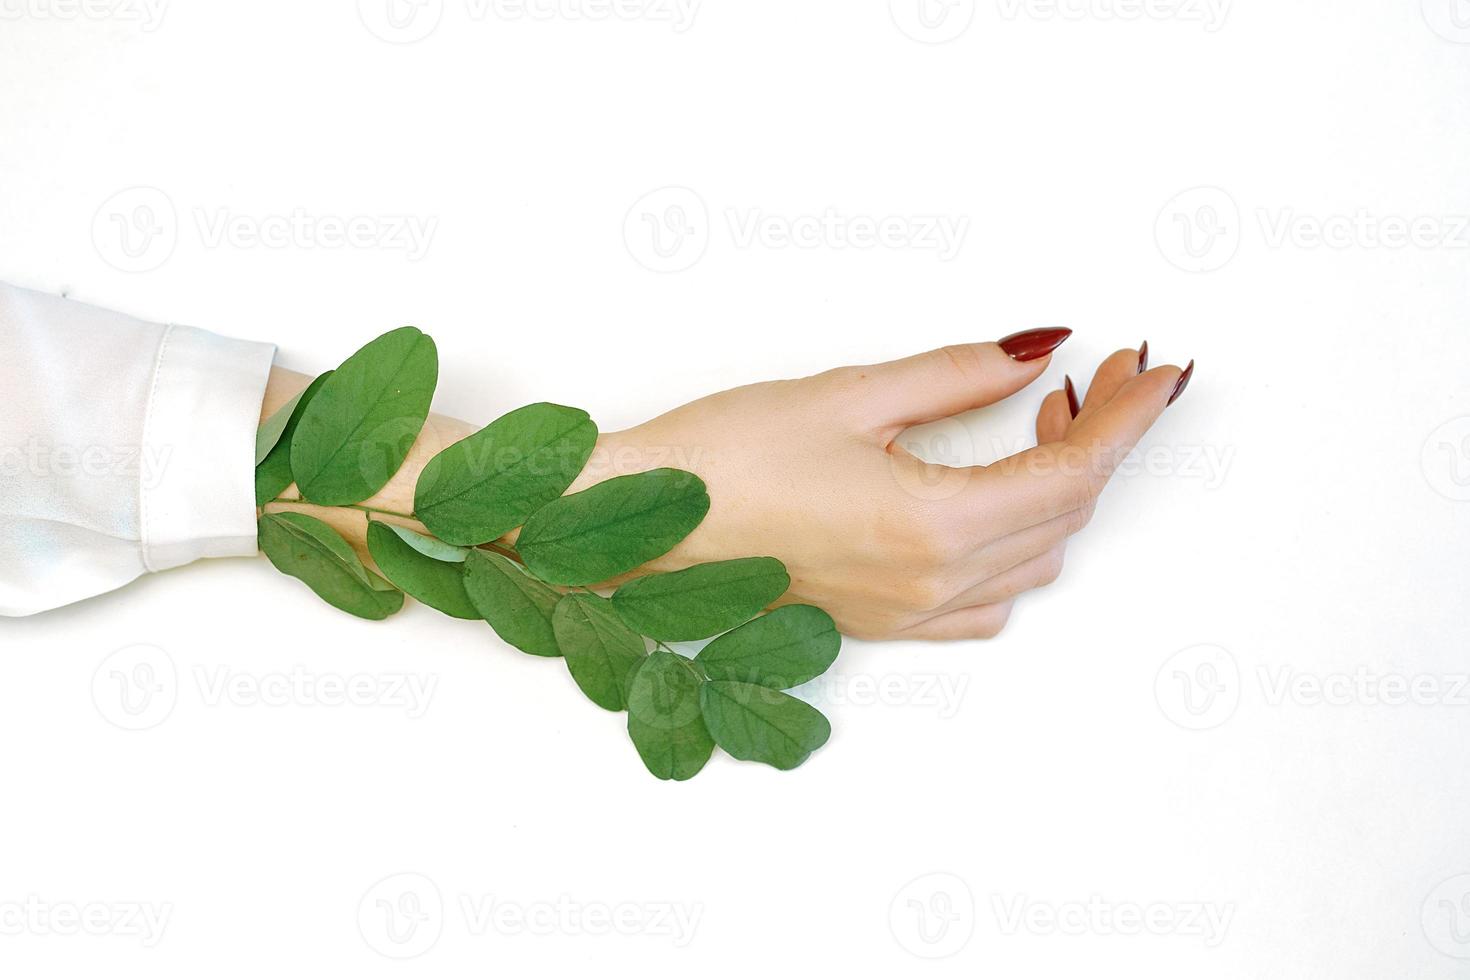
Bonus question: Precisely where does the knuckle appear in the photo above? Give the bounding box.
[1063,504,1093,536]
[1039,550,1066,585]
[936,344,985,383]
[900,574,953,612]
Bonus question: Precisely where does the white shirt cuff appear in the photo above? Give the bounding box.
[140,323,276,572]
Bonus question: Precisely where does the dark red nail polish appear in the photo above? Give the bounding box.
[1167,360,1194,406]
[998,327,1072,362]
[1064,375,1080,418]
[1137,340,1149,374]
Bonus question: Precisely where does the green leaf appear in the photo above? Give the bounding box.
[699,681,830,771]
[290,327,438,505]
[627,652,714,781]
[255,386,309,465]
[551,593,647,711]
[415,403,597,546]
[517,469,710,586]
[611,557,790,641]
[258,512,404,620]
[365,521,478,619]
[695,605,841,689]
[462,550,563,657]
[378,522,470,563]
[254,371,333,506]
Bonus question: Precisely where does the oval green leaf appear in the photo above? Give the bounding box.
[258,512,404,620]
[379,522,469,563]
[699,681,830,771]
[694,605,840,689]
[551,593,647,711]
[366,521,478,619]
[290,327,438,505]
[611,557,789,641]
[254,371,333,506]
[517,469,710,586]
[415,403,597,546]
[462,550,563,657]
[627,652,714,781]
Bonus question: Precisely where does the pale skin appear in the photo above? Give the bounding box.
[259,338,1188,641]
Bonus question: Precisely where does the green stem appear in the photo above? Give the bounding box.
[266,496,418,522]
[263,495,523,563]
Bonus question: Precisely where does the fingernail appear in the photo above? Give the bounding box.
[998,326,1072,362]
[1137,340,1149,374]
[1167,360,1195,406]
[1064,375,1080,418]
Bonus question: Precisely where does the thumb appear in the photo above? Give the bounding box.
[863,327,1071,433]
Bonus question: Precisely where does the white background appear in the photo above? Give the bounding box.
[2,1,1469,976]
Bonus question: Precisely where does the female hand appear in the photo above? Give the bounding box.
[262,329,1193,641]
[566,330,1191,640]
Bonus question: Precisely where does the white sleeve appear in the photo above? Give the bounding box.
[0,282,276,616]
